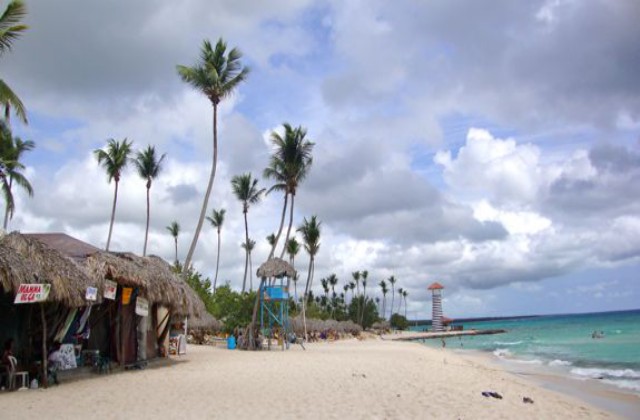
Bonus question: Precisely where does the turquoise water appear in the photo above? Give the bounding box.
[414,310,640,394]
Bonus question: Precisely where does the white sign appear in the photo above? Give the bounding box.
[103,279,117,300]
[85,287,98,301]
[135,297,149,316]
[14,284,51,304]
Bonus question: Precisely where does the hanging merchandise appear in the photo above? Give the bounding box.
[85,287,98,301]
[104,280,117,300]
[135,297,149,316]
[122,287,133,305]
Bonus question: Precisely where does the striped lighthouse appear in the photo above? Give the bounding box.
[428,282,444,332]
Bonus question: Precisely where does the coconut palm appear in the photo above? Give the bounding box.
[328,274,338,298]
[231,173,265,293]
[360,270,369,325]
[0,0,28,125]
[321,278,329,300]
[298,215,321,339]
[379,280,388,320]
[286,237,300,267]
[166,221,180,265]
[1,126,33,229]
[133,145,166,256]
[402,289,408,319]
[206,208,225,292]
[397,287,404,315]
[388,275,396,319]
[266,233,276,247]
[242,238,256,291]
[94,138,133,251]
[177,38,249,274]
[263,123,314,258]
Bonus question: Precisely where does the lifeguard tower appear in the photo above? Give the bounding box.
[255,258,296,350]
[428,282,444,332]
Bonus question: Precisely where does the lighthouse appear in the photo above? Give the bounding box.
[428,282,444,332]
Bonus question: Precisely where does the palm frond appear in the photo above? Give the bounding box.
[0,0,28,57]
[0,79,27,124]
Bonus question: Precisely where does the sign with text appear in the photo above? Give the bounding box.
[135,297,149,316]
[122,287,133,305]
[85,286,98,301]
[14,284,51,304]
[103,280,117,300]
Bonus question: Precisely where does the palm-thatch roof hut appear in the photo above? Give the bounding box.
[256,257,296,278]
[0,232,98,307]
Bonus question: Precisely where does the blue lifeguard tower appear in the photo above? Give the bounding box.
[255,258,296,351]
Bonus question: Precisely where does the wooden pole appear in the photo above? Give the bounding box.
[40,303,48,388]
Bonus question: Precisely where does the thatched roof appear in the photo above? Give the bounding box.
[256,257,296,278]
[0,232,99,307]
[188,311,221,331]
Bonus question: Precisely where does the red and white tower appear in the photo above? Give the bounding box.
[428,282,444,332]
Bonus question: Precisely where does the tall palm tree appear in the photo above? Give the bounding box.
[166,221,180,265]
[321,278,329,300]
[298,215,321,340]
[328,273,338,317]
[266,233,276,247]
[263,123,314,258]
[286,237,300,267]
[231,173,265,293]
[397,287,404,316]
[402,290,408,319]
[0,0,28,125]
[177,38,249,275]
[206,208,225,292]
[133,145,166,256]
[94,138,133,251]
[1,126,33,229]
[379,280,388,320]
[388,276,396,319]
[360,270,369,325]
[242,238,256,291]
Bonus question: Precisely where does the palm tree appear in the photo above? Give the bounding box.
[206,208,225,292]
[231,173,265,293]
[177,38,249,275]
[94,138,133,251]
[263,123,314,258]
[166,221,180,265]
[402,289,408,319]
[298,215,321,340]
[349,282,356,303]
[360,270,369,326]
[0,0,28,125]
[266,233,276,247]
[397,287,404,316]
[242,238,256,291]
[286,237,300,267]
[133,145,166,256]
[342,284,349,303]
[379,280,388,320]
[388,276,396,320]
[328,274,338,298]
[321,278,329,300]
[1,126,33,229]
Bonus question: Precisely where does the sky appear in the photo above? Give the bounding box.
[3,0,640,319]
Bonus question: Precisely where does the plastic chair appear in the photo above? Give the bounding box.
[8,356,28,391]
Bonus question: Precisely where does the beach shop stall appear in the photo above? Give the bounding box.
[0,232,100,389]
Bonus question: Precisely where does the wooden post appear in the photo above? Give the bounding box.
[40,303,48,388]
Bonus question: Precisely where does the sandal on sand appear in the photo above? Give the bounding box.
[482,391,492,398]
[523,397,534,404]
[490,392,503,399]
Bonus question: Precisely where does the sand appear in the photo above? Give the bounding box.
[1,339,619,419]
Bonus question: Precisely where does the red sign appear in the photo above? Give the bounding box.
[14,284,51,304]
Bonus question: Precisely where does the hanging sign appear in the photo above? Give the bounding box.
[122,287,133,305]
[103,280,117,300]
[14,284,51,304]
[85,287,98,301]
[135,297,149,316]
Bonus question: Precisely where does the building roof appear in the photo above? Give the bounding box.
[23,233,100,260]
[428,282,444,290]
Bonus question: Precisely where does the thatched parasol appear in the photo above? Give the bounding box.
[0,232,99,307]
[256,257,296,278]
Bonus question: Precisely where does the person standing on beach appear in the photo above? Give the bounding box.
[441,338,446,348]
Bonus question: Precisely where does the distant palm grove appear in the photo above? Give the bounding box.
[0,1,411,331]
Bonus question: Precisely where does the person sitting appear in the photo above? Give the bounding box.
[1,339,14,389]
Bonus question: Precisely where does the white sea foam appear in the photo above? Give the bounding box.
[549,359,572,367]
[512,358,543,365]
[570,367,640,380]
[494,340,523,346]
[493,348,511,358]
[602,379,640,393]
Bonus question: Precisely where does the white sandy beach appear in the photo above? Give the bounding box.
[0,339,622,419]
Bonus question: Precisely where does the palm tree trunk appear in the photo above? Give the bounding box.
[382,295,386,320]
[143,184,150,256]
[279,192,295,259]
[390,288,394,320]
[174,238,178,265]
[242,210,249,293]
[269,192,288,259]
[302,256,314,341]
[360,287,367,325]
[249,251,253,291]
[2,176,13,230]
[404,296,408,319]
[106,180,119,251]
[183,104,218,274]
[213,229,221,292]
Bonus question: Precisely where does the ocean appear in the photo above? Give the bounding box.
[414,309,640,395]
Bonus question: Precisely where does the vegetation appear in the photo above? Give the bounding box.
[94,138,133,251]
[1,123,33,228]
[166,221,180,264]
[390,313,409,330]
[177,38,249,275]
[0,0,28,124]
[133,145,166,256]
[206,208,225,292]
